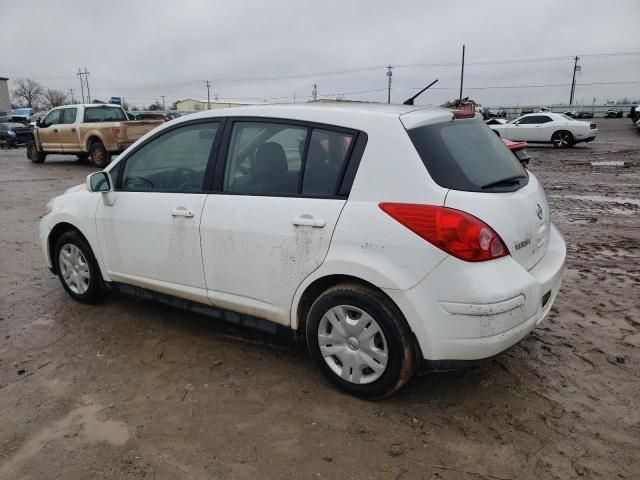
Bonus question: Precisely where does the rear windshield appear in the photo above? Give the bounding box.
[407,119,528,192]
[84,107,127,123]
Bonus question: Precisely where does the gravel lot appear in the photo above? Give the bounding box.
[0,119,638,479]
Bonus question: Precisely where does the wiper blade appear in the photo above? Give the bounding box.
[481,175,526,189]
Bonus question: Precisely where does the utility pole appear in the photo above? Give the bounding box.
[161,95,166,110]
[386,65,393,104]
[459,45,466,100]
[68,88,75,104]
[312,84,317,101]
[205,81,211,109]
[293,91,296,103]
[569,56,580,106]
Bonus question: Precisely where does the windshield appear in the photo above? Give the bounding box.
[407,119,528,192]
[84,107,127,123]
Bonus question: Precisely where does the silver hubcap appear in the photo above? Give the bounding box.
[317,305,388,385]
[58,244,90,294]
[555,133,570,146]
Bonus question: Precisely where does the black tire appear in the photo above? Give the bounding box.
[54,231,108,304]
[76,153,89,161]
[306,283,415,399]
[551,130,574,148]
[89,141,111,168]
[27,140,46,163]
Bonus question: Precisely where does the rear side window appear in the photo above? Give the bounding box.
[407,119,527,192]
[84,107,127,123]
[302,129,353,196]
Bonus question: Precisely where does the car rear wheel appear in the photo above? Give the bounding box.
[27,141,46,163]
[76,153,89,161]
[552,130,574,148]
[54,231,108,304]
[89,141,111,168]
[306,283,415,399]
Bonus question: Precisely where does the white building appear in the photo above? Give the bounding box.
[0,76,10,116]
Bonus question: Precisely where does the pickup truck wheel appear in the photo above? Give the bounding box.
[54,231,108,304]
[27,141,46,163]
[76,153,89,161]
[89,142,111,168]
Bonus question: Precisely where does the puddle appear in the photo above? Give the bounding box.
[0,403,129,477]
[591,161,625,166]
[550,194,640,207]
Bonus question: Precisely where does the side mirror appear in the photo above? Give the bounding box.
[86,171,115,206]
[36,118,42,127]
[514,121,519,126]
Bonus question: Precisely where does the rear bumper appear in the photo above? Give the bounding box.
[385,223,566,364]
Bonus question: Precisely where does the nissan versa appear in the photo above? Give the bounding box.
[39,103,566,398]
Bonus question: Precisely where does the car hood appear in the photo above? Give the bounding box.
[64,183,86,195]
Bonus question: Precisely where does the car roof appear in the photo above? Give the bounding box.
[172,102,452,130]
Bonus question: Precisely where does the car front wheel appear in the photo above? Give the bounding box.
[54,231,108,304]
[552,130,574,148]
[306,283,415,399]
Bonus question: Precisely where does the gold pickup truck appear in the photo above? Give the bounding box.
[27,104,164,167]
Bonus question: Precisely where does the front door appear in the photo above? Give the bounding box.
[95,120,221,303]
[37,108,63,150]
[58,107,81,152]
[200,120,356,325]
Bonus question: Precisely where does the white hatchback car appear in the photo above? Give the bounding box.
[490,112,597,147]
[40,103,566,398]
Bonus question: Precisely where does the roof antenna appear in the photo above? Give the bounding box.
[403,79,439,105]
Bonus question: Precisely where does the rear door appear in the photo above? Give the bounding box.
[200,119,359,325]
[404,118,550,270]
[58,107,81,152]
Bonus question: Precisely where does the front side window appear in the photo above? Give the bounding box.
[224,122,307,195]
[84,107,127,123]
[61,108,77,124]
[517,116,539,125]
[120,122,218,192]
[42,109,62,127]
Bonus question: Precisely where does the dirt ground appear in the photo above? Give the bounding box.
[0,119,638,480]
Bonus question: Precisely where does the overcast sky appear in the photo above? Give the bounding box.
[2,0,639,109]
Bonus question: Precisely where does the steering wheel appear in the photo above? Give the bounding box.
[171,167,200,190]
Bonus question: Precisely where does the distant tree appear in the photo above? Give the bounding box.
[130,105,139,111]
[43,88,68,108]
[170,100,181,111]
[12,78,44,108]
[148,101,163,111]
[91,99,106,104]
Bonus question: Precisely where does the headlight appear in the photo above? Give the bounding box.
[44,197,56,215]
[7,130,16,136]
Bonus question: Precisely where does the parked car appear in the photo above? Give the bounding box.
[0,122,33,148]
[486,118,508,126]
[629,105,640,123]
[563,111,578,119]
[488,107,506,118]
[575,111,594,119]
[27,104,164,167]
[502,139,530,168]
[489,112,597,147]
[39,103,566,398]
[604,109,623,118]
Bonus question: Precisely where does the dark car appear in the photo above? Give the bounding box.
[0,122,33,148]
[604,109,623,118]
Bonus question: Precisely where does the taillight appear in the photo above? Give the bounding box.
[379,203,508,262]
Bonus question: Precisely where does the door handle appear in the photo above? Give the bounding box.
[171,207,194,218]
[53,129,58,133]
[71,128,77,132]
[292,215,325,228]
